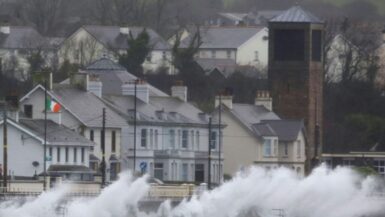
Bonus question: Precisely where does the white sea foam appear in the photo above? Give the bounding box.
[0,165,384,217]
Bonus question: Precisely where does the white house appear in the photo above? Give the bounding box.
[179,26,269,75]
[0,117,94,180]
[19,80,129,181]
[212,91,306,177]
[81,58,223,184]
[0,26,60,80]
[58,25,174,74]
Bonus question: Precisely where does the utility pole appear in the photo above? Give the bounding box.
[133,79,138,173]
[218,93,222,184]
[101,108,106,187]
[43,80,47,191]
[2,101,7,190]
[208,117,212,190]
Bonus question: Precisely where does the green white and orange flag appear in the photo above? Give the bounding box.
[46,98,61,113]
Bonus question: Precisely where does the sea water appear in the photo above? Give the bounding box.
[1,165,384,217]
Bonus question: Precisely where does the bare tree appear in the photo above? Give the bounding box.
[24,0,67,35]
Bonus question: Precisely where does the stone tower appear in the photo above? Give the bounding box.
[268,6,324,172]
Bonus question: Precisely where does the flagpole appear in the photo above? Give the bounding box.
[43,79,47,191]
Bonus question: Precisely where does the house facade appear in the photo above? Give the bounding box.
[58,25,174,74]
[0,26,60,80]
[0,117,94,180]
[82,58,223,184]
[180,26,269,75]
[212,91,306,177]
[19,81,129,182]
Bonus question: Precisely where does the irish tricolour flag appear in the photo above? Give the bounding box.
[46,98,61,113]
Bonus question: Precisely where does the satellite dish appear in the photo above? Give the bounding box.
[32,161,39,167]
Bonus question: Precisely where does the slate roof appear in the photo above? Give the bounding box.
[270,6,323,24]
[181,27,263,49]
[260,119,304,142]
[19,119,95,146]
[196,58,236,78]
[83,58,168,97]
[103,95,209,126]
[0,26,49,49]
[229,104,280,131]
[50,85,128,128]
[82,25,171,50]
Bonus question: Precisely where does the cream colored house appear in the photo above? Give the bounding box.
[58,25,174,74]
[212,91,306,177]
[179,26,269,75]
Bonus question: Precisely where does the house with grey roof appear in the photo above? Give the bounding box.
[76,58,223,184]
[0,26,59,80]
[212,90,306,176]
[180,26,269,75]
[0,117,95,180]
[19,79,129,182]
[58,25,174,74]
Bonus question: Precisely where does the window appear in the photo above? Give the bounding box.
[284,143,288,156]
[169,129,175,149]
[162,51,167,60]
[155,130,159,149]
[150,129,154,148]
[90,130,94,141]
[191,131,195,150]
[274,29,305,61]
[227,50,231,59]
[111,130,116,153]
[312,30,322,61]
[195,164,204,182]
[146,53,152,62]
[65,147,69,162]
[211,50,216,58]
[182,163,188,181]
[141,129,147,147]
[196,131,200,150]
[263,139,272,157]
[273,139,278,156]
[210,131,217,150]
[24,105,33,118]
[49,147,53,159]
[154,163,164,180]
[374,160,385,176]
[178,130,181,147]
[254,51,259,61]
[74,148,77,163]
[81,147,85,163]
[182,130,188,148]
[57,147,61,162]
[296,141,301,158]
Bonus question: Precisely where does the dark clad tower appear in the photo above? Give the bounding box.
[268,6,324,172]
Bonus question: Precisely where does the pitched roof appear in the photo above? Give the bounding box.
[19,119,95,146]
[50,85,128,128]
[196,58,237,78]
[83,58,168,97]
[260,119,304,141]
[0,26,49,49]
[270,6,323,23]
[103,95,209,126]
[82,25,171,50]
[181,27,263,49]
[230,104,280,130]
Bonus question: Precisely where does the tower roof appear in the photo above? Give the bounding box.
[270,6,323,24]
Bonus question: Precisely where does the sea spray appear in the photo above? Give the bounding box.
[1,165,385,217]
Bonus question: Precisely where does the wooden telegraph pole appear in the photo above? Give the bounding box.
[101,108,106,187]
